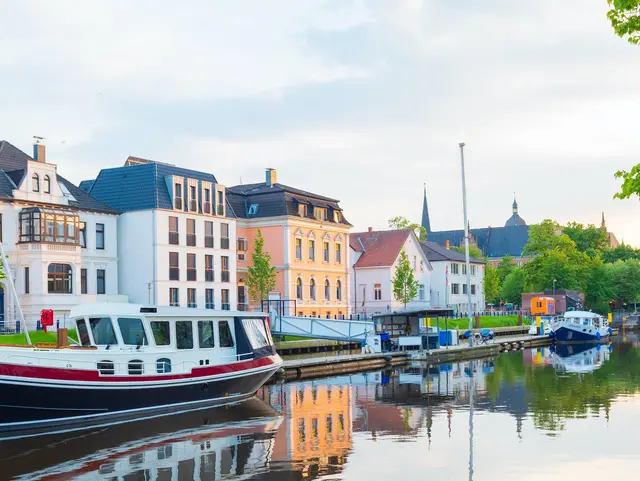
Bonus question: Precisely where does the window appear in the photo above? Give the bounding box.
[471,265,477,276]
[89,317,117,345]
[241,318,270,349]
[19,208,79,244]
[118,318,148,346]
[174,183,183,210]
[221,223,230,249]
[451,263,459,275]
[176,321,194,349]
[296,278,303,300]
[420,261,424,273]
[205,255,214,281]
[79,221,86,248]
[324,280,330,300]
[97,360,115,375]
[198,321,215,348]
[169,216,179,245]
[205,221,214,248]
[237,237,247,252]
[238,285,247,310]
[221,256,230,282]
[323,242,330,262]
[205,288,214,309]
[204,188,211,214]
[218,320,234,347]
[81,268,87,294]
[157,358,171,374]
[187,253,196,281]
[334,211,342,223]
[186,219,196,246]
[298,203,307,217]
[150,321,171,346]
[96,223,105,250]
[187,288,197,307]
[451,283,460,295]
[314,208,328,221]
[221,289,230,310]
[336,280,342,301]
[169,288,179,306]
[308,239,315,261]
[189,185,197,211]
[462,264,467,275]
[97,269,106,294]
[169,252,179,281]
[336,244,342,264]
[48,264,72,293]
[128,360,144,375]
[24,267,29,294]
[374,284,382,301]
[295,238,302,260]
[471,284,476,295]
[76,319,91,346]
[216,191,225,215]
[412,256,417,271]
[309,278,316,300]
[32,173,39,192]
[43,175,51,194]
[419,284,425,301]
[463,284,467,294]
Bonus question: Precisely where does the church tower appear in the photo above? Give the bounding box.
[505,194,527,227]
[421,183,432,234]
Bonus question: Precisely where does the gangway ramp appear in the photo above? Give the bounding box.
[271,315,374,341]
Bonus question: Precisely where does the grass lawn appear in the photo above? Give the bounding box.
[437,315,531,330]
[0,329,78,345]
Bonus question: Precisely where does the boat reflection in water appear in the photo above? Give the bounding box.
[550,343,612,374]
[1,398,281,481]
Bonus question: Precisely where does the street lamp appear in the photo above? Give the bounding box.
[553,279,557,296]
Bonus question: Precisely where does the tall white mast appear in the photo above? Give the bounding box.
[0,241,30,345]
[459,142,474,346]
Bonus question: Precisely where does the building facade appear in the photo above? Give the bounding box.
[227,169,351,318]
[82,157,237,310]
[349,229,432,316]
[0,140,124,330]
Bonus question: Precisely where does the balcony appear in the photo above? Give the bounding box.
[206,303,215,309]
[221,303,231,311]
[186,234,196,247]
[221,271,230,283]
[205,270,214,282]
[220,237,230,249]
[187,269,197,281]
[169,268,180,281]
[205,236,214,248]
[169,232,179,245]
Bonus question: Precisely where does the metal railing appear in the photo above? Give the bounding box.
[186,234,196,247]
[221,271,230,282]
[205,236,214,248]
[220,237,230,249]
[168,232,179,245]
[205,270,214,282]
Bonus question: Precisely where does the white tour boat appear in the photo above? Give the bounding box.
[551,310,612,343]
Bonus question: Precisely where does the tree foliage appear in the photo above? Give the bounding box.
[484,262,501,304]
[501,268,525,305]
[602,244,640,263]
[392,248,420,309]
[450,244,484,260]
[246,229,277,302]
[388,216,427,241]
[563,222,610,256]
[496,256,516,282]
[607,0,640,45]
[608,259,640,304]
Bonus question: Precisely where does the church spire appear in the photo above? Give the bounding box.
[601,212,606,231]
[421,183,432,234]
[513,193,518,214]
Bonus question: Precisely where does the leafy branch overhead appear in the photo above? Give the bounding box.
[607,0,640,45]
[614,164,640,200]
[388,216,427,241]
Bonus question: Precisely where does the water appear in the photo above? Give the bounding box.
[3,335,640,480]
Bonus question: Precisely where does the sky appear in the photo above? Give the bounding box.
[2,0,640,245]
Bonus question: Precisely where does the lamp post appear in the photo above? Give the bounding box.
[553,279,556,296]
[459,142,474,346]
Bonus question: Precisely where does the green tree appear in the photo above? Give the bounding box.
[450,245,484,259]
[392,248,420,309]
[496,255,516,282]
[584,257,615,314]
[563,222,610,256]
[615,163,640,199]
[246,229,277,302]
[388,216,427,241]
[609,259,640,305]
[501,268,525,305]
[602,244,640,263]
[607,0,640,45]
[483,262,501,304]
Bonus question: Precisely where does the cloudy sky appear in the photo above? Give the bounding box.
[2,0,639,244]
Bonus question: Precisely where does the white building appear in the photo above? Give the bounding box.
[421,241,485,314]
[0,140,124,330]
[349,229,432,316]
[82,156,238,310]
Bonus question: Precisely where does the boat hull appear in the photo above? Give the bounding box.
[554,324,610,343]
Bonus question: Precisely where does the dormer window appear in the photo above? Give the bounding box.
[298,203,306,217]
[43,175,51,194]
[334,211,341,223]
[314,208,328,221]
[174,183,183,210]
[248,204,258,215]
[32,173,39,192]
[216,190,224,216]
[204,188,211,214]
[189,185,197,212]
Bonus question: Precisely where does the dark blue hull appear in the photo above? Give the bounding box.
[554,326,608,343]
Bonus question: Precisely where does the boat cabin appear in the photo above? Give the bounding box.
[563,311,607,328]
[371,309,454,352]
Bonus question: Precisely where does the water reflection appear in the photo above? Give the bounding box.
[4,338,640,480]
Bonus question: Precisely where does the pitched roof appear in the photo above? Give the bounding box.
[420,240,485,264]
[350,229,412,268]
[227,182,351,226]
[505,213,527,227]
[427,225,530,258]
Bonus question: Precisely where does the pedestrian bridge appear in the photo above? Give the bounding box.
[270,314,375,342]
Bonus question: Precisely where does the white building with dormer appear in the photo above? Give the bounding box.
[0,140,124,331]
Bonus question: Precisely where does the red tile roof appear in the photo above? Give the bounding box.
[350,229,412,268]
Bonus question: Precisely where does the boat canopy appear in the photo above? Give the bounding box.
[564,311,600,319]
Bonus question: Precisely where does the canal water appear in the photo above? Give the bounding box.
[3,335,640,480]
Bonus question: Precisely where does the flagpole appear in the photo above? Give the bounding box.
[459,142,474,347]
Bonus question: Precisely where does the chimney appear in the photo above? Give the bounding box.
[33,140,46,163]
[445,239,450,249]
[368,227,373,233]
[265,168,276,187]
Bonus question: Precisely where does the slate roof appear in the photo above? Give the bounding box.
[0,140,119,214]
[227,182,351,226]
[505,213,527,227]
[84,161,230,215]
[426,225,530,258]
[420,240,485,264]
[349,229,412,268]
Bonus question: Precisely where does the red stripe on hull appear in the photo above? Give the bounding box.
[0,356,279,383]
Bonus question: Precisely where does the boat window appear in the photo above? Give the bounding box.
[150,321,171,346]
[241,318,270,349]
[176,321,194,350]
[89,317,117,345]
[198,321,215,349]
[118,318,148,346]
[97,360,115,375]
[218,320,234,348]
[156,358,172,374]
[128,359,144,375]
[76,319,91,347]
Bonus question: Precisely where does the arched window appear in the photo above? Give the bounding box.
[48,263,72,293]
[324,279,330,300]
[157,358,172,374]
[32,173,39,192]
[336,280,342,301]
[97,360,114,375]
[296,277,303,300]
[128,359,144,375]
[309,278,316,300]
[43,175,51,194]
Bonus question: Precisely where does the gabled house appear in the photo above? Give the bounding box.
[349,228,432,316]
[0,140,124,330]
